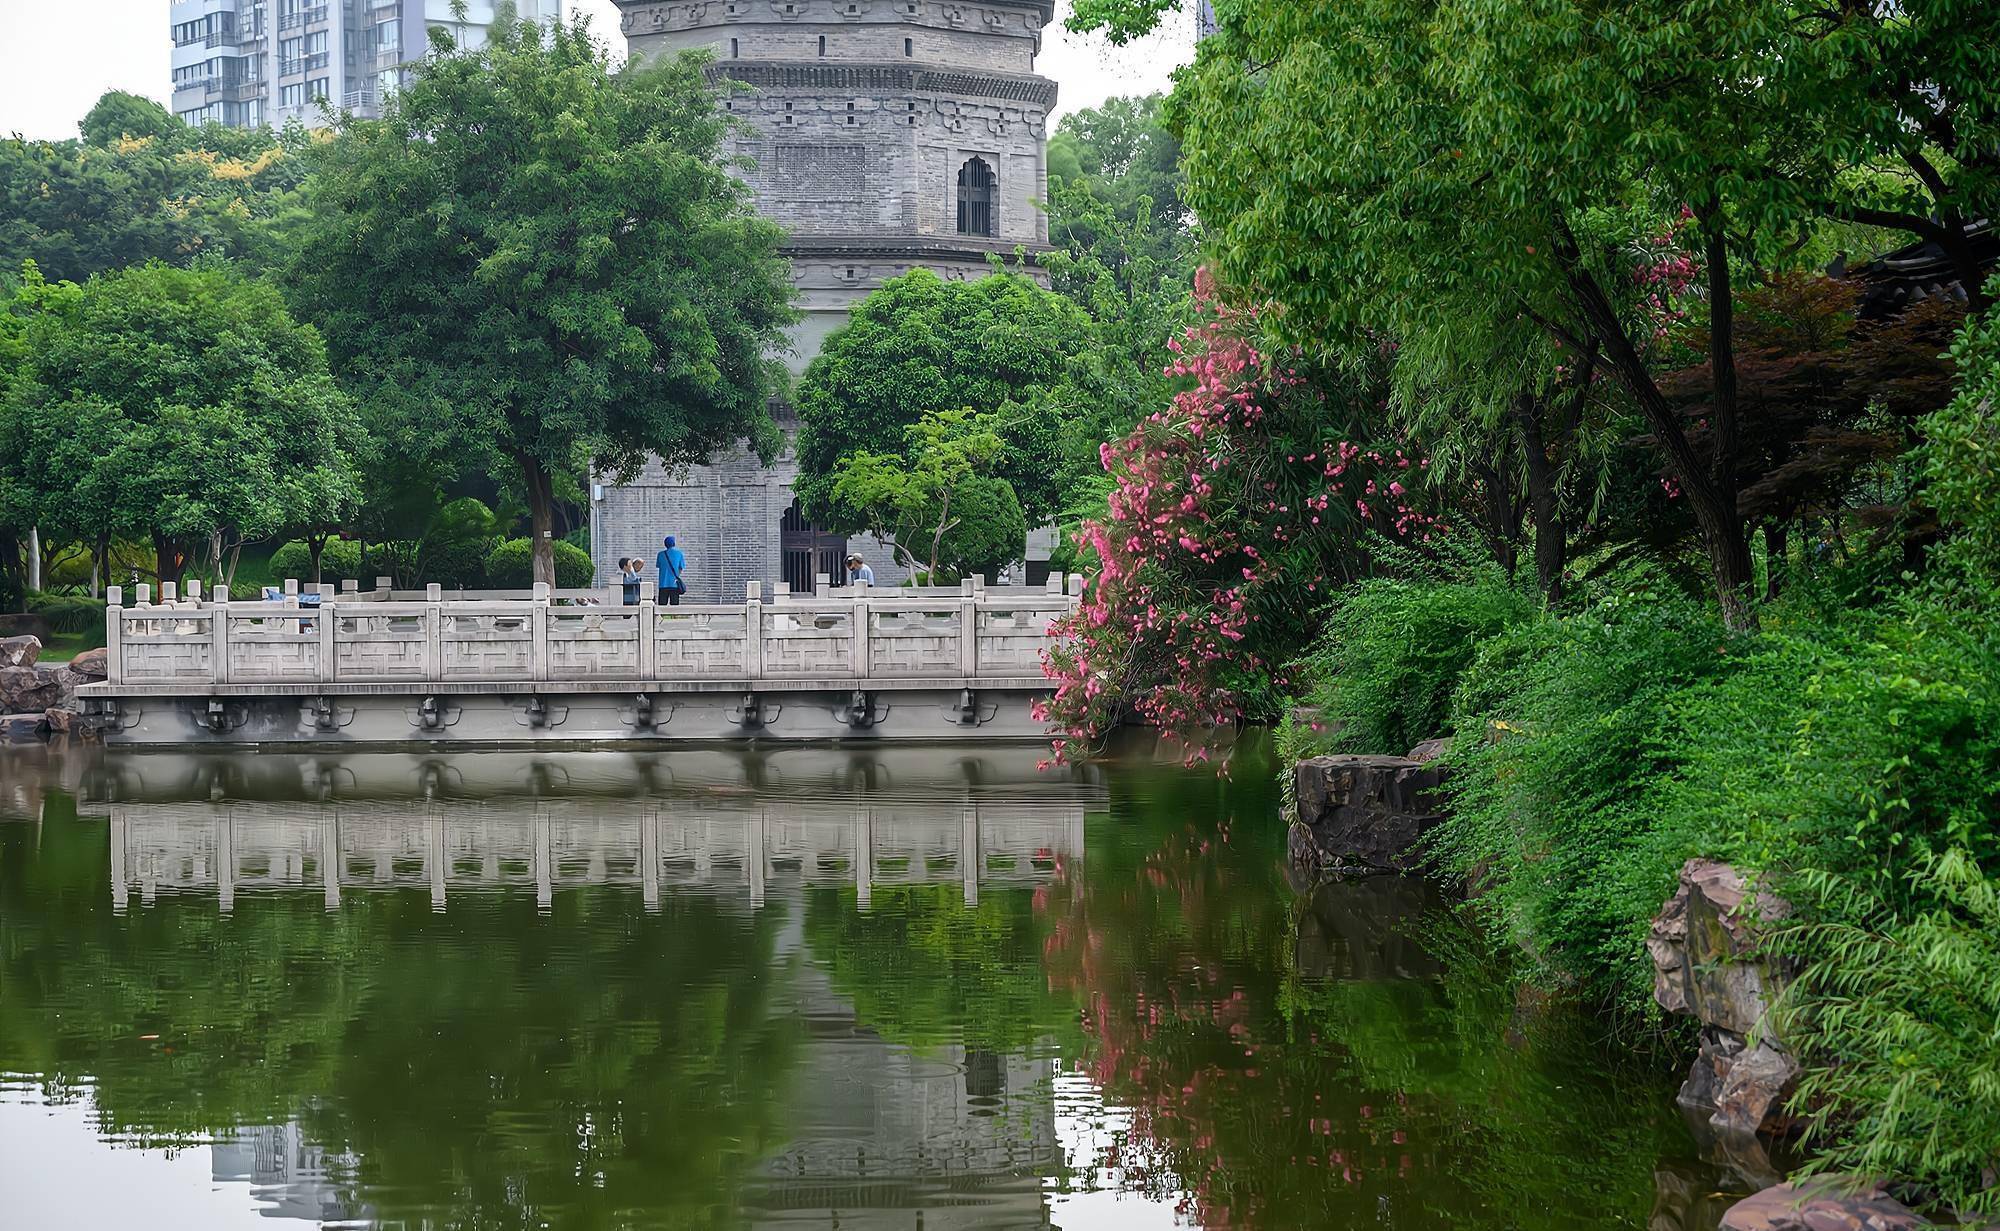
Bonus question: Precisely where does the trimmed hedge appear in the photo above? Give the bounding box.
[484,538,594,589]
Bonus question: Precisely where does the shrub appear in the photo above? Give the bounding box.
[26,591,106,634]
[1777,850,2000,1217]
[419,499,500,589]
[483,538,593,589]
[1434,589,1730,1009]
[269,539,364,586]
[1281,566,1535,760]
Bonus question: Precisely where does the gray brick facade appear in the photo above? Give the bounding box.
[594,0,1056,597]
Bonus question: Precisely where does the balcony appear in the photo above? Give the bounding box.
[203,28,239,48]
[342,89,379,113]
[279,51,330,76]
[277,5,329,30]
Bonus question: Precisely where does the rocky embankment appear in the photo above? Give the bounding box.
[0,636,104,742]
[1289,752,1968,1231]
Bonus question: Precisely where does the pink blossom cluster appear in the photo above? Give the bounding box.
[1038,273,1438,764]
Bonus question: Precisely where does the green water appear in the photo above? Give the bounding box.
[0,738,1752,1229]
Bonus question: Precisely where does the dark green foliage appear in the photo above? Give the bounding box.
[1282,563,1536,759]
[24,592,105,634]
[1777,851,2000,1217]
[419,497,500,589]
[1436,589,1731,1007]
[78,93,180,146]
[268,539,379,586]
[794,269,1093,529]
[933,474,1027,581]
[483,538,593,589]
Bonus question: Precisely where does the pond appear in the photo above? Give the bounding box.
[0,736,1758,1229]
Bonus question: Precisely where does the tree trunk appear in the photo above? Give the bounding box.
[93,532,110,600]
[1469,449,1523,579]
[1510,391,1567,604]
[1763,521,1786,601]
[153,531,179,589]
[307,530,328,586]
[521,455,557,594]
[1549,211,1757,630]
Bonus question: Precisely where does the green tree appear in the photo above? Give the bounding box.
[794,268,1092,530]
[0,262,361,585]
[78,91,180,146]
[829,407,1026,580]
[1070,0,2000,630]
[0,92,310,284]
[287,17,796,589]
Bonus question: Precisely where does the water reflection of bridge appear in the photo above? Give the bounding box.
[90,746,1097,915]
[109,795,1084,913]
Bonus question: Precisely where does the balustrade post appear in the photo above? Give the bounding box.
[853,591,871,679]
[375,575,392,600]
[105,587,123,685]
[339,579,358,598]
[744,583,764,680]
[424,584,443,678]
[209,585,230,685]
[959,578,978,676]
[161,581,178,604]
[135,583,152,607]
[315,584,336,683]
[637,599,656,678]
[186,579,202,603]
[531,583,551,682]
[815,572,830,599]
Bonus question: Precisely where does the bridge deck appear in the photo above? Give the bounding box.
[84,578,1078,746]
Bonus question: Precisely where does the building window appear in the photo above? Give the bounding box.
[280,82,306,107]
[730,37,739,56]
[956,157,995,237]
[818,34,827,56]
[904,37,913,56]
[307,77,330,101]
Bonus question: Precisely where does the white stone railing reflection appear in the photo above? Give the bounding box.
[101,576,1082,688]
[108,795,1085,913]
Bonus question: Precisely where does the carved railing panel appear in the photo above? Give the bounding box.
[655,611,750,677]
[548,610,642,679]
[762,607,856,678]
[336,610,429,681]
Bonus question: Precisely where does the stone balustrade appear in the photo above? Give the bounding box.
[102,576,1083,688]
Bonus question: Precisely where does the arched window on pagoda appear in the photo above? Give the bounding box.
[956,156,995,237]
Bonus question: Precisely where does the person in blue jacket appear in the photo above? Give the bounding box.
[655,536,687,606]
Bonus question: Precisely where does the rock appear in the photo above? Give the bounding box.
[1405,737,1449,764]
[66,646,108,679]
[1652,859,1794,1036]
[0,713,46,743]
[1293,755,1448,873]
[1652,859,1802,1141]
[1719,1179,1931,1231]
[0,634,40,668]
[0,665,63,714]
[41,707,73,736]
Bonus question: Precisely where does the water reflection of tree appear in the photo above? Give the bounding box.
[0,813,801,1229]
[1039,759,1696,1229]
[800,881,1078,1053]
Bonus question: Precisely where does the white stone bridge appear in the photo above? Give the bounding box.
[80,576,1080,746]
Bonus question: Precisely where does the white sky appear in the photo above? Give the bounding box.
[0,1,1193,141]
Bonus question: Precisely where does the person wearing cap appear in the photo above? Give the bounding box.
[655,535,687,606]
[846,554,875,586]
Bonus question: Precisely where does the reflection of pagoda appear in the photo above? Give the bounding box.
[747,911,1060,1229]
[210,1120,363,1223]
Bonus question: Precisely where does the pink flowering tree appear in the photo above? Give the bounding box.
[1040,273,1439,761]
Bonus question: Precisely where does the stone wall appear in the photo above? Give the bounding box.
[1289,752,1448,875]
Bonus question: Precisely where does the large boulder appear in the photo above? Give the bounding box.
[1292,754,1448,873]
[0,634,40,668]
[1719,1180,1931,1231]
[1650,859,1801,1139]
[0,665,64,714]
[65,646,108,679]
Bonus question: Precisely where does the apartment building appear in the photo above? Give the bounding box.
[170,0,562,130]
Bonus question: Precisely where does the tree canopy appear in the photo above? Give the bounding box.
[0,261,361,584]
[285,17,797,587]
[794,268,1092,533]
